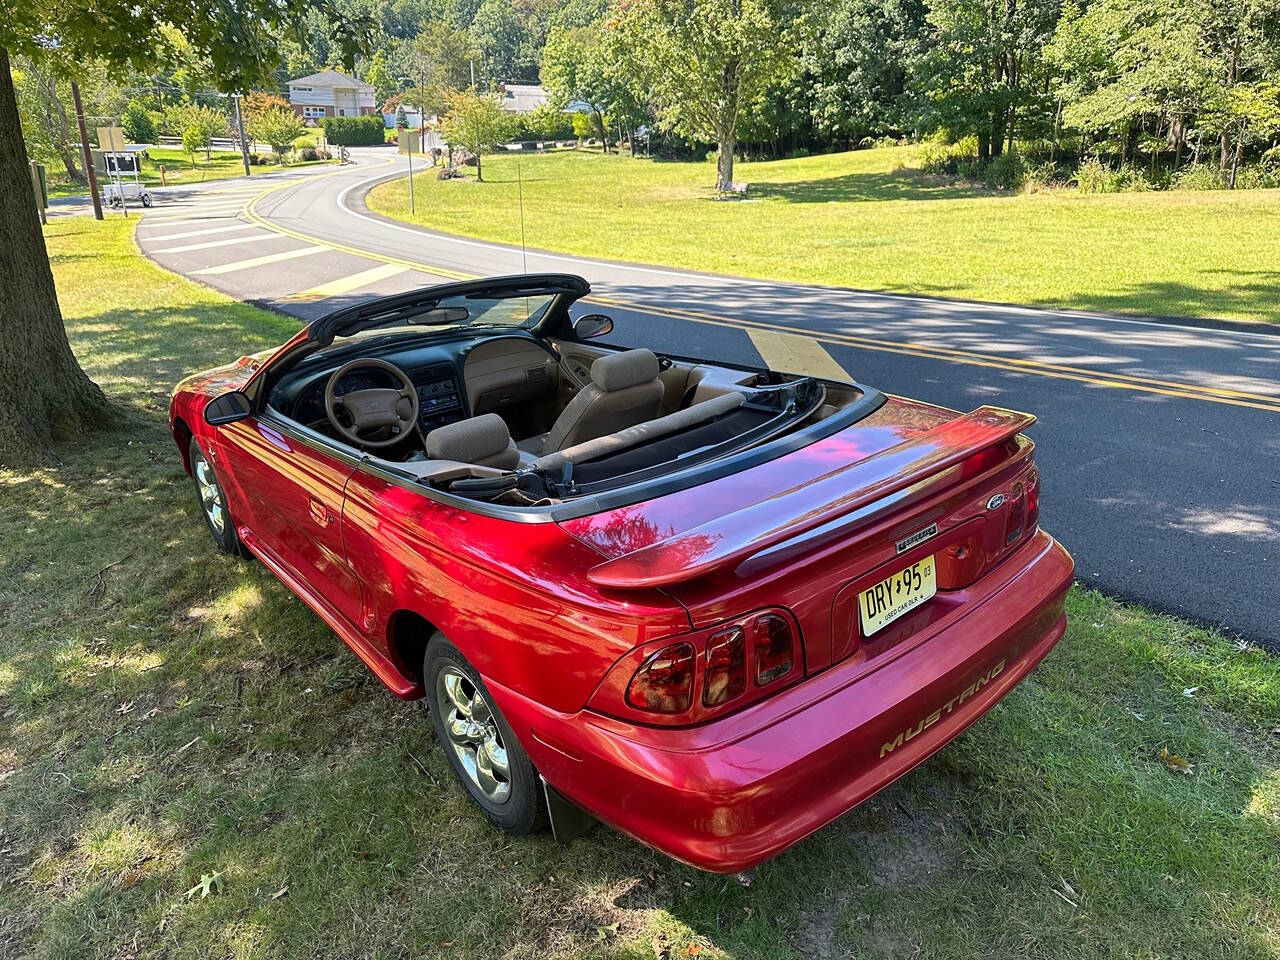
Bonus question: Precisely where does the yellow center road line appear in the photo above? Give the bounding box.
[151,233,287,255]
[585,294,1280,414]
[193,245,328,276]
[747,329,852,381]
[284,262,411,302]
[236,166,1280,415]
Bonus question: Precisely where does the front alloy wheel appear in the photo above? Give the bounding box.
[424,636,546,834]
[188,437,241,555]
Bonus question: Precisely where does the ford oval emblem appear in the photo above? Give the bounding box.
[986,493,1006,510]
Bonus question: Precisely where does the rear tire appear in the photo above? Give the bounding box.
[188,436,242,556]
[424,636,546,835]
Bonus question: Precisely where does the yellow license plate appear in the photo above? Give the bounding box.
[859,554,937,636]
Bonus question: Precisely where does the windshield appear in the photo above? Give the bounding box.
[330,291,557,345]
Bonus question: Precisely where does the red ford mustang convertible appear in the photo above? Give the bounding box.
[170,275,1073,873]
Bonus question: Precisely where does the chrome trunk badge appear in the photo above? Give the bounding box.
[895,523,938,555]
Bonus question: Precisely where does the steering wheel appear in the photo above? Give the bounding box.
[324,358,420,449]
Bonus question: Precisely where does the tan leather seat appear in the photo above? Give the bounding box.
[528,349,665,457]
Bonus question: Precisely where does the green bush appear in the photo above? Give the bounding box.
[300,147,319,161]
[1076,157,1111,193]
[1173,164,1224,190]
[1233,162,1280,189]
[983,152,1026,190]
[121,99,157,144]
[321,115,385,147]
[293,135,317,151]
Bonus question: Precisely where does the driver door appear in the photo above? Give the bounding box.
[215,416,364,629]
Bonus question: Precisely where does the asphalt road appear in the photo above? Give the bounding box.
[134,148,1280,644]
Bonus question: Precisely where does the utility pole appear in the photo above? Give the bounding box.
[70,81,103,220]
[232,93,251,176]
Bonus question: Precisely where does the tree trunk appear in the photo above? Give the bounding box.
[977,130,991,163]
[715,134,735,191]
[475,149,482,182]
[0,48,112,467]
[594,109,610,154]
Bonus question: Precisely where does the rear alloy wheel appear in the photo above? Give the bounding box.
[188,437,241,555]
[424,636,546,834]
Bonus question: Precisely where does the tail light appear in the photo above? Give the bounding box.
[753,615,793,684]
[702,628,746,707]
[591,608,804,726]
[626,642,695,713]
[1005,482,1025,546]
[1025,467,1040,531]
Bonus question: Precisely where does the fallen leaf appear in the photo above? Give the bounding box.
[270,885,289,900]
[183,870,225,900]
[685,945,706,956]
[1158,747,1194,775]
[1182,687,1199,698]
[121,870,142,889]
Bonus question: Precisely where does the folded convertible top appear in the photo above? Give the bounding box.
[585,405,1035,589]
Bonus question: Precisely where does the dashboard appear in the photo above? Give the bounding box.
[269,331,558,438]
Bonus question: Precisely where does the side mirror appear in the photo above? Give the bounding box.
[204,391,252,425]
[573,314,614,340]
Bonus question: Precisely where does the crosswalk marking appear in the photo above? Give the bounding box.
[285,263,409,302]
[193,245,327,276]
[747,329,851,382]
[142,208,246,224]
[140,223,259,243]
[150,233,281,254]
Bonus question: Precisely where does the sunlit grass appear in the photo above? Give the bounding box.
[367,146,1280,324]
[0,216,1276,958]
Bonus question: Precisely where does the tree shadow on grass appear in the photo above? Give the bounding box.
[751,169,991,204]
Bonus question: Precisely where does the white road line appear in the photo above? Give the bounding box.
[142,209,246,224]
[193,245,327,275]
[285,262,409,301]
[139,223,260,242]
[151,233,282,254]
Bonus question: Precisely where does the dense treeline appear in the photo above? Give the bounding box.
[16,0,1280,191]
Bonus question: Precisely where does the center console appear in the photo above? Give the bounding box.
[412,364,466,434]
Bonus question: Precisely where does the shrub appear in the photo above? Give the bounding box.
[1075,157,1110,193]
[1172,164,1223,191]
[857,136,876,149]
[321,115,385,147]
[121,99,157,144]
[248,107,306,162]
[293,136,316,151]
[983,152,1026,190]
[300,147,319,161]
[1233,162,1280,190]
[1024,160,1064,192]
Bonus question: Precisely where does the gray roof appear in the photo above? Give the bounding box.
[288,69,374,90]
[499,83,549,113]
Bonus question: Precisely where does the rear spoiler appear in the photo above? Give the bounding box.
[586,405,1035,589]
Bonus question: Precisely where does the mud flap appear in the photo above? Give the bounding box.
[541,776,597,844]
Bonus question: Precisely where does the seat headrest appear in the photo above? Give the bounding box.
[424,413,518,470]
[591,348,660,392]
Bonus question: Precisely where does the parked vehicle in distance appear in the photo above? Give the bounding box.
[170,275,1074,872]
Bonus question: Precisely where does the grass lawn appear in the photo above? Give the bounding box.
[1,216,1278,958]
[367,147,1280,324]
[45,148,332,200]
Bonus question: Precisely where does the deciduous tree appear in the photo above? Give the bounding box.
[613,0,796,190]
[438,86,511,180]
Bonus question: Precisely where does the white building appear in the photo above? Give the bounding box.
[287,70,377,123]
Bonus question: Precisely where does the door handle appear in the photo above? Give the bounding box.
[309,498,334,527]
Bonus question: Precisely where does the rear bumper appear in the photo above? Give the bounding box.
[492,530,1074,873]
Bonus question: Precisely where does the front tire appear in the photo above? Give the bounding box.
[188,436,241,555]
[424,636,546,835]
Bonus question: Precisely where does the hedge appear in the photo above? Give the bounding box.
[321,115,386,147]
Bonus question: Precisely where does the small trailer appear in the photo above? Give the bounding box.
[102,151,153,208]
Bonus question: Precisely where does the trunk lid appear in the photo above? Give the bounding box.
[559,398,1040,672]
